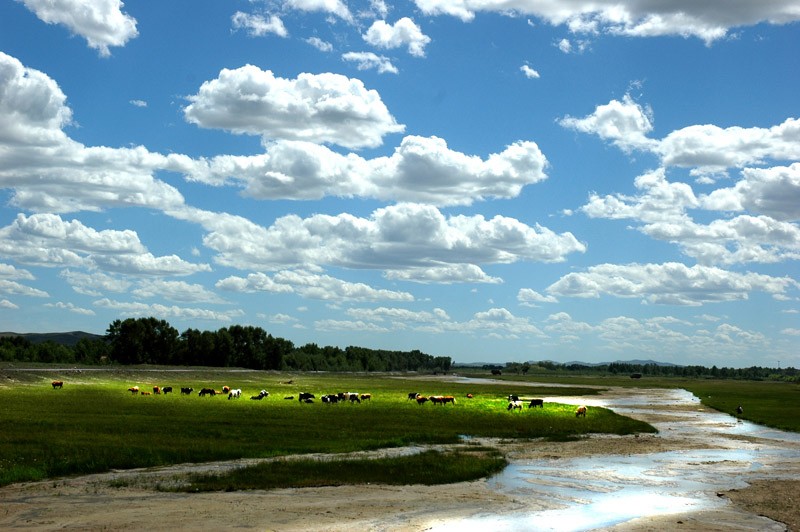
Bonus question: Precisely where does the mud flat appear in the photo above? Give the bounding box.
[1,383,798,531]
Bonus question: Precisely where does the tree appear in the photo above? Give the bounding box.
[106,317,179,365]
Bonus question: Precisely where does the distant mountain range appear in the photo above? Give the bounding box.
[0,331,105,346]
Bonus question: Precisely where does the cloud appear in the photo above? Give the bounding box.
[306,37,333,51]
[342,305,545,337]
[183,65,405,149]
[131,280,228,304]
[520,64,540,79]
[44,301,95,315]
[186,135,548,206]
[231,12,288,37]
[411,0,800,43]
[580,168,800,265]
[0,52,193,214]
[180,203,584,277]
[0,299,19,309]
[384,264,502,284]
[60,269,131,296]
[703,163,800,221]
[782,328,800,336]
[518,288,557,306]
[94,298,243,322]
[561,94,800,175]
[216,270,414,302]
[129,99,147,107]
[547,262,799,306]
[0,213,210,276]
[342,52,398,74]
[559,94,657,153]
[283,0,353,22]
[17,0,138,56]
[363,18,431,57]
[0,279,49,298]
[658,118,800,174]
[0,263,35,281]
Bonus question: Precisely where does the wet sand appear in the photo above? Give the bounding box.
[1,383,798,531]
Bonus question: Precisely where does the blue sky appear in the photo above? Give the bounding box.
[1,0,798,367]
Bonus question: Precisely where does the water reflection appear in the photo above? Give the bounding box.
[429,385,800,531]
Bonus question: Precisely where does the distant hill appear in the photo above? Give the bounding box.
[0,331,105,346]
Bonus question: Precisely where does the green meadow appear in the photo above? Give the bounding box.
[0,367,655,487]
[490,371,800,433]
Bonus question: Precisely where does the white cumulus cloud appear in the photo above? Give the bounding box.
[183,65,405,149]
[17,0,138,56]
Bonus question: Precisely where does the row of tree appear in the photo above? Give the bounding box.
[494,360,799,381]
[0,317,452,373]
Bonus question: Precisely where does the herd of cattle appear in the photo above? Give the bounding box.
[51,380,589,416]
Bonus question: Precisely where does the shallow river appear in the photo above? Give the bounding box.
[430,386,800,532]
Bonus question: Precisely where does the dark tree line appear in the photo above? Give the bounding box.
[1,317,451,373]
[493,360,799,381]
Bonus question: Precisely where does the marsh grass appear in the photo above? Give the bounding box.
[0,368,654,486]
[176,450,507,492]
[680,380,800,432]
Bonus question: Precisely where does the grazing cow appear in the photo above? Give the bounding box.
[507,400,523,411]
[407,392,420,401]
[228,389,242,399]
[416,396,429,405]
[153,386,161,395]
[349,394,361,404]
[442,396,456,405]
[298,392,315,402]
[251,390,269,400]
[528,399,544,408]
[199,388,216,397]
[162,386,173,394]
[575,405,587,418]
[466,394,473,399]
[141,391,151,396]
[284,396,294,400]
[222,386,231,394]
[180,387,193,395]
[128,386,139,394]
[360,393,371,402]
[51,380,64,389]
[507,394,519,402]
[430,396,444,405]
[322,394,339,404]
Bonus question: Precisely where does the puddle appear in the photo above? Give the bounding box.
[429,385,800,532]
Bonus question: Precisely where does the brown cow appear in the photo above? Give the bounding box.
[51,380,63,389]
[141,391,151,396]
[153,386,161,395]
[128,386,139,394]
[416,396,429,405]
[575,405,587,417]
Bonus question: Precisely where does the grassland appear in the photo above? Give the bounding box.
[486,371,800,432]
[0,366,655,487]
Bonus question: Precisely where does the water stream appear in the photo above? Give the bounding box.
[429,385,800,532]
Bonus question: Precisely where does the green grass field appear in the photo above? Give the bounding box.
[0,367,655,487]
[484,371,800,432]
